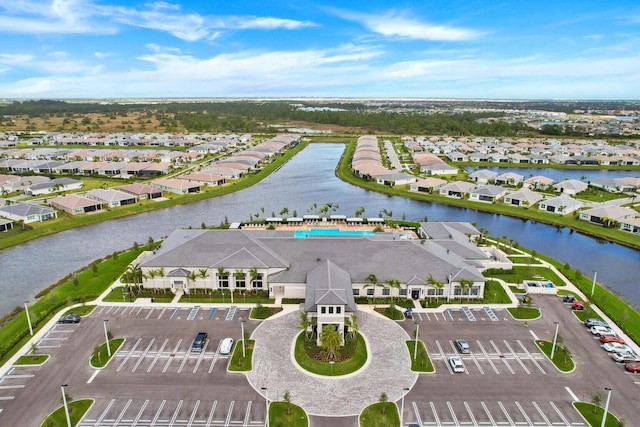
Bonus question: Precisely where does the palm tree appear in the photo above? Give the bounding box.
[320,324,341,361]
[121,263,144,294]
[279,207,289,217]
[283,390,292,416]
[299,311,312,341]
[187,271,197,292]
[379,392,389,414]
[427,274,444,303]
[198,268,209,287]
[385,278,401,302]
[354,207,365,217]
[459,279,474,302]
[249,268,259,290]
[217,267,231,303]
[364,274,379,303]
[346,313,359,339]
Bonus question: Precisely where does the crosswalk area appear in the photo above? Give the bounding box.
[79,398,265,427]
[408,399,586,426]
[416,308,506,323]
[428,339,547,375]
[109,337,229,375]
[93,305,247,322]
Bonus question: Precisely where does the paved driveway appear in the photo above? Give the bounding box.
[246,310,417,416]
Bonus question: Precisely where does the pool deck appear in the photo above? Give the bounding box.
[241,221,420,238]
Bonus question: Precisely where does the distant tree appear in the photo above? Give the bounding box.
[379,392,389,414]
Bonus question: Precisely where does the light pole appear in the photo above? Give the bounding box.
[414,320,419,361]
[400,387,410,427]
[24,301,33,336]
[241,318,247,358]
[601,387,612,427]
[591,271,598,299]
[329,360,335,374]
[103,319,111,357]
[61,384,71,427]
[261,387,269,427]
[550,321,560,360]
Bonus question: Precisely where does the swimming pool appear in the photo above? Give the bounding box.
[294,228,375,238]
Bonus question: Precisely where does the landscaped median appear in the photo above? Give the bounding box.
[293,332,367,376]
[15,354,49,366]
[41,398,93,427]
[507,306,541,320]
[405,340,434,372]
[268,400,309,427]
[573,401,623,427]
[228,340,254,372]
[90,338,125,369]
[359,399,400,427]
[535,340,575,372]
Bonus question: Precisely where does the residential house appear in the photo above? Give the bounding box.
[469,185,508,203]
[439,181,475,198]
[0,202,58,223]
[468,170,497,185]
[409,177,447,193]
[179,172,227,187]
[494,172,524,187]
[523,175,555,190]
[579,206,637,226]
[151,178,201,195]
[49,194,103,215]
[0,218,13,232]
[25,178,83,196]
[538,195,583,215]
[119,183,163,200]
[554,179,588,195]
[620,218,640,235]
[504,189,543,207]
[86,189,137,207]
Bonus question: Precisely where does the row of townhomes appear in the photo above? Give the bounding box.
[138,221,509,342]
[0,135,300,226]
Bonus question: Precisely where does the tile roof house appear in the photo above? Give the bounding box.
[504,188,543,207]
[25,178,83,196]
[86,189,137,207]
[469,185,508,203]
[553,179,588,195]
[119,183,162,200]
[49,194,103,215]
[409,177,447,193]
[468,170,498,184]
[439,181,476,198]
[151,178,201,195]
[579,206,637,226]
[538,195,583,215]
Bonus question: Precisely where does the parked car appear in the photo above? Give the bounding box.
[58,314,81,324]
[404,308,413,319]
[590,325,614,336]
[562,294,576,303]
[571,301,585,310]
[455,339,470,354]
[448,356,465,373]
[584,318,609,328]
[600,335,625,344]
[191,332,208,353]
[602,342,632,353]
[219,337,234,355]
[611,352,640,363]
[625,361,640,373]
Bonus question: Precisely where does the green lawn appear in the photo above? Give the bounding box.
[269,402,309,427]
[41,399,93,427]
[535,340,574,372]
[405,341,434,372]
[508,286,526,294]
[15,354,49,365]
[294,332,367,376]
[90,338,125,368]
[573,402,622,427]
[61,305,96,317]
[250,306,282,320]
[507,307,541,320]
[228,340,254,372]
[484,266,565,286]
[359,402,399,427]
[374,306,404,320]
[508,255,542,265]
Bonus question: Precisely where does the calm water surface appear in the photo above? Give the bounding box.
[464,166,638,183]
[1,144,639,316]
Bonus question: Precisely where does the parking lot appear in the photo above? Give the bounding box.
[1,297,639,426]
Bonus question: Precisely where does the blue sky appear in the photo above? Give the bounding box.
[0,0,639,99]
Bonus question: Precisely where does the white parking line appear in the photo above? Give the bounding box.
[243,401,252,427]
[177,346,192,374]
[0,396,15,401]
[414,402,425,427]
[208,349,220,373]
[481,401,497,427]
[147,339,169,373]
[434,340,447,358]
[168,399,183,427]
[515,401,533,426]
[186,400,200,427]
[132,339,155,372]
[564,387,578,401]
[414,312,423,321]
[157,307,166,320]
[464,401,478,426]
[490,341,515,375]
[117,338,142,372]
[446,402,459,426]
[193,341,209,373]
[503,341,530,375]
[497,401,515,426]
[468,351,485,375]
[95,399,116,425]
[150,399,166,426]
[87,370,100,384]
[549,401,572,426]
[516,340,546,374]
[162,339,183,373]
[206,401,218,427]
[531,401,552,426]
[113,399,133,426]
[224,401,234,427]
[0,385,25,390]
[145,308,155,319]
[529,330,539,340]
[476,341,500,375]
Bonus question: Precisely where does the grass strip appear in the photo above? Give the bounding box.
[41,398,93,427]
[229,340,254,372]
[90,338,125,368]
[15,354,49,366]
[535,340,574,372]
[250,306,282,320]
[573,402,622,427]
[359,402,400,427]
[507,307,541,320]
[405,340,434,372]
[268,402,309,427]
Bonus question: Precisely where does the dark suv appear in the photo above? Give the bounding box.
[191,332,208,352]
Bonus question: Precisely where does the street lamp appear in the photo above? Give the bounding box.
[329,360,335,374]
[241,318,247,358]
[550,321,560,360]
[400,387,410,427]
[413,320,420,361]
[601,387,612,427]
[24,301,33,336]
[591,271,598,299]
[61,384,71,427]
[103,319,111,357]
[261,387,269,427]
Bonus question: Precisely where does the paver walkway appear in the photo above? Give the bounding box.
[246,310,417,417]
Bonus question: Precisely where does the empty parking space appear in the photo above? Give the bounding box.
[93,305,250,322]
[108,337,228,375]
[79,397,265,427]
[420,308,510,323]
[410,399,586,426]
[0,366,38,409]
[36,323,78,349]
[428,339,547,375]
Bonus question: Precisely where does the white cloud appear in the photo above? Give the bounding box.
[332,8,482,41]
[231,17,315,30]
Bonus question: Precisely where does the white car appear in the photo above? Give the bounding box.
[590,325,614,336]
[448,356,465,373]
[602,342,632,353]
[611,352,640,363]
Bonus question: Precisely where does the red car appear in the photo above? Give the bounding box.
[625,362,640,373]
[600,335,625,344]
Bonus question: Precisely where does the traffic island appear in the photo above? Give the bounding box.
[359,400,400,427]
[41,398,93,427]
[535,340,575,372]
[15,354,49,366]
[405,340,434,372]
[293,331,367,376]
[507,306,541,320]
[573,402,622,427]
[90,338,125,369]
[229,340,254,372]
[268,401,309,427]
